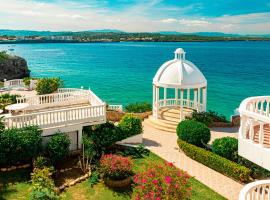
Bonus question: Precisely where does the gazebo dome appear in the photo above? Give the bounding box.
[153,48,207,89]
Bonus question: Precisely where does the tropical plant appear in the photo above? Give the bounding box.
[125,102,152,113]
[46,132,70,165]
[212,137,238,161]
[29,167,58,200]
[35,77,63,95]
[186,110,228,126]
[100,154,133,180]
[0,126,42,167]
[177,120,210,147]
[118,113,142,137]
[133,162,192,200]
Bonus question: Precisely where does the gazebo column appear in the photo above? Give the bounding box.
[175,88,178,106]
[153,85,156,118]
[164,87,167,106]
[187,89,190,108]
[198,88,201,111]
[155,86,159,119]
[180,89,184,121]
[202,87,207,111]
[194,89,198,111]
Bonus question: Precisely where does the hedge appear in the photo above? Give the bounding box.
[177,139,251,183]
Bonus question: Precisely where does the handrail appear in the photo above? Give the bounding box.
[4,79,25,88]
[239,180,270,200]
[4,104,106,129]
[158,98,205,112]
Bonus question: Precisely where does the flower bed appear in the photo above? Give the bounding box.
[133,162,191,200]
[100,154,133,188]
[177,139,251,182]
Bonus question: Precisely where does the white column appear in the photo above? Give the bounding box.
[249,120,254,142]
[239,116,247,139]
[194,89,198,111]
[78,129,83,149]
[203,87,207,111]
[259,122,264,146]
[156,86,159,119]
[198,88,201,111]
[175,88,178,106]
[187,89,190,108]
[180,89,184,121]
[164,87,167,105]
[153,85,156,118]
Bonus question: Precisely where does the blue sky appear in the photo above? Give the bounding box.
[0,0,270,34]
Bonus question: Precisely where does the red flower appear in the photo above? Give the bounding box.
[164,176,172,184]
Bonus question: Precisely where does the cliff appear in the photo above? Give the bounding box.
[0,53,30,81]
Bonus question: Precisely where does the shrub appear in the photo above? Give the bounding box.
[35,77,63,95]
[177,139,251,182]
[0,51,9,62]
[30,167,58,200]
[119,114,142,137]
[100,154,133,180]
[0,126,42,167]
[133,162,191,200]
[212,137,238,161]
[33,156,51,170]
[125,102,152,113]
[186,110,228,126]
[177,120,210,147]
[46,132,70,164]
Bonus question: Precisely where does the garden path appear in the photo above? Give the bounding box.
[142,122,243,200]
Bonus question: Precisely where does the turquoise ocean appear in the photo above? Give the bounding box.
[1,41,270,118]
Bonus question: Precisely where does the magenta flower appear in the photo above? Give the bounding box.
[165,176,172,184]
[152,179,158,184]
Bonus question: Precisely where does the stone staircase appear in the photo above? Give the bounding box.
[144,108,192,133]
[253,125,270,148]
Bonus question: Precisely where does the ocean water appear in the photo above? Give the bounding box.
[1,41,270,118]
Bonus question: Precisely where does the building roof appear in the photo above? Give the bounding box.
[153,48,207,89]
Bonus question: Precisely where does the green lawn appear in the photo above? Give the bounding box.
[0,153,225,200]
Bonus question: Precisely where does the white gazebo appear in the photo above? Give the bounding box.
[152,48,207,122]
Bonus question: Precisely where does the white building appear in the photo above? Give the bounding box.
[146,48,207,132]
[238,96,270,199]
[2,88,106,151]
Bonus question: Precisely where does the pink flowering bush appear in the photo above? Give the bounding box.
[100,154,133,180]
[133,162,192,200]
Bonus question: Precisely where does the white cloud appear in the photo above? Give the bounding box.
[0,0,269,34]
[161,18,178,24]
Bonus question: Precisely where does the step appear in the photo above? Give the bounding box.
[145,118,176,133]
[149,116,178,126]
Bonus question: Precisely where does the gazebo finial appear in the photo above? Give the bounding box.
[174,48,186,60]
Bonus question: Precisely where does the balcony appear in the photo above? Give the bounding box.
[2,88,106,130]
[238,96,270,170]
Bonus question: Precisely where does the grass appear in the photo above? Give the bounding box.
[0,153,225,200]
[0,82,3,88]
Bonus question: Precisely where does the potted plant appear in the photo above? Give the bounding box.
[100,154,133,189]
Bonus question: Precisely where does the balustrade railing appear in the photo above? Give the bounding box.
[4,79,25,88]
[239,96,270,146]
[158,99,204,112]
[239,180,270,200]
[4,104,106,129]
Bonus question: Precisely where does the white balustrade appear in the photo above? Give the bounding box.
[4,104,106,129]
[108,105,123,112]
[239,96,270,146]
[3,88,106,129]
[4,79,25,88]
[239,180,270,200]
[158,99,204,112]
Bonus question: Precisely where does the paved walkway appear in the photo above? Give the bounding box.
[142,122,243,200]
